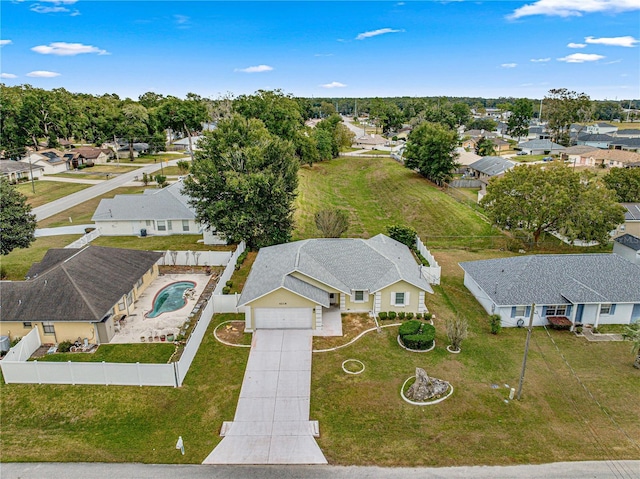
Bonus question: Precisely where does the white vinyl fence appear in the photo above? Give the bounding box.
[416,236,441,285]
[65,228,102,249]
[1,243,247,387]
[157,250,231,267]
[212,241,246,313]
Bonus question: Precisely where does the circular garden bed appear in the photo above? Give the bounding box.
[397,320,436,352]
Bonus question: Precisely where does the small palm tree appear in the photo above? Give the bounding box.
[623,325,640,369]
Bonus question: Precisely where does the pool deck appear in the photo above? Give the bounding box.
[110,273,211,344]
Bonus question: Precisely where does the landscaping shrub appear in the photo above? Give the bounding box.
[446,316,468,351]
[378,312,388,320]
[506,237,524,253]
[386,225,417,249]
[406,312,414,320]
[222,286,231,294]
[424,312,433,321]
[58,340,73,353]
[402,335,434,350]
[398,311,406,320]
[388,311,397,320]
[489,314,502,334]
[414,312,422,319]
[398,320,421,337]
[10,337,22,347]
[225,280,233,288]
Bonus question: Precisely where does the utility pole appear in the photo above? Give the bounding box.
[517,303,535,400]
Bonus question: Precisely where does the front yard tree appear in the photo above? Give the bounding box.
[315,209,349,238]
[544,88,592,146]
[118,103,149,161]
[603,167,640,202]
[404,122,459,185]
[158,95,208,160]
[183,114,299,249]
[0,178,37,255]
[475,137,495,157]
[481,163,625,246]
[506,98,533,141]
[234,89,304,142]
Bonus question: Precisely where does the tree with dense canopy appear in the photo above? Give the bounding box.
[480,162,625,246]
[602,168,640,203]
[0,178,37,256]
[467,118,497,132]
[157,95,208,159]
[404,122,459,185]
[544,88,592,146]
[234,89,303,141]
[475,137,495,157]
[183,114,299,249]
[506,98,533,141]
[315,209,350,238]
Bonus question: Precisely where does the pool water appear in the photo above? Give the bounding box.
[146,281,196,318]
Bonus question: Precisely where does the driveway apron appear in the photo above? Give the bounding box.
[202,330,327,464]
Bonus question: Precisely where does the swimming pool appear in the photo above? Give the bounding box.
[146,281,196,318]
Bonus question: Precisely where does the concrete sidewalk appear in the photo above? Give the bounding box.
[203,330,326,465]
[35,225,95,237]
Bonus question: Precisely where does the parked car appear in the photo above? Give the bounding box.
[542,156,553,162]
[517,151,528,156]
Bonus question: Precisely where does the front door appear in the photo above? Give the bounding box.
[632,304,640,324]
[575,304,584,324]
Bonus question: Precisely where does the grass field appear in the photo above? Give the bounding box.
[294,156,496,247]
[92,235,235,251]
[35,343,175,364]
[16,181,91,208]
[51,164,140,180]
[0,235,82,280]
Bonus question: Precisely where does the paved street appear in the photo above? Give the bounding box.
[32,158,186,221]
[3,461,639,479]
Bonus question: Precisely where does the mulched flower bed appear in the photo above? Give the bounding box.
[547,316,572,330]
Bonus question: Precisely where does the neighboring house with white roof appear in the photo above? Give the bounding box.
[517,139,565,155]
[613,234,640,265]
[238,234,435,332]
[91,180,225,244]
[354,134,387,149]
[173,135,204,151]
[460,254,640,328]
[586,122,618,135]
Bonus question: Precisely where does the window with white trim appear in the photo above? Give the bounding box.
[182,220,190,232]
[394,292,405,306]
[546,305,567,316]
[118,298,126,311]
[600,304,611,315]
[23,322,32,328]
[354,290,365,302]
[157,220,166,231]
[515,305,526,317]
[42,322,55,334]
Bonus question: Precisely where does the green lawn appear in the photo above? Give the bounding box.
[16,181,91,208]
[227,251,257,294]
[35,343,175,364]
[295,157,496,247]
[0,315,248,464]
[0,235,82,280]
[52,164,140,180]
[92,235,235,251]
[120,153,187,164]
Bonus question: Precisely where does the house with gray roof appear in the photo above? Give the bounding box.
[238,234,434,331]
[613,234,640,265]
[517,139,565,155]
[91,180,225,244]
[0,159,44,183]
[577,133,614,149]
[610,137,640,153]
[467,156,514,184]
[0,246,163,345]
[586,122,618,135]
[460,254,640,328]
[20,149,71,174]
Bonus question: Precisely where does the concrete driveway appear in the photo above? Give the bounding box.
[202,329,327,464]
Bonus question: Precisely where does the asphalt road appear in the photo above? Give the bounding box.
[2,461,639,479]
[32,158,185,222]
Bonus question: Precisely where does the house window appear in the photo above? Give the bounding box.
[354,291,365,302]
[118,298,126,311]
[167,220,173,231]
[136,278,143,288]
[146,220,151,227]
[42,322,55,334]
[157,220,166,231]
[394,292,406,306]
[546,305,567,316]
[182,220,190,232]
[23,322,32,328]
[515,305,526,317]
[600,304,611,315]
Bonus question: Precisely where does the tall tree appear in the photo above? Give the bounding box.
[593,101,623,121]
[506,98,533,141]
[0,178,37,255]
[117,103,150,161]
[158,95,208,159]
[480,163,624,245]
[467,118,497,132]
[475,137,495,156]
[544,88,592,146]
[234,89,303,141]
[603,168,640,202]
[451,102,472,127]
[183,114,299,248]
[404,122,459,185]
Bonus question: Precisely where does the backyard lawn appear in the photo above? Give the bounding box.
[16,181,91,208]
[0,235,82,280]
[35,343,175,364]
[92,235,235,252]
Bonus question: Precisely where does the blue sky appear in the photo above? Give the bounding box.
[1,0,639,100]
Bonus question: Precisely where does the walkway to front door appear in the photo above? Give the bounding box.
[202,330,327,464]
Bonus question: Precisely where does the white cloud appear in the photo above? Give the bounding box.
[314,53,334,57]
[557,53,605,63]
[31,5,69,13]
[530,57,551,62]
[31,42,109,56]
[585,35,639,47]
[356,28,403,40]
[501,63,518,68]
[27,70,61,77]
[234,64,273,73]
[567,42,586,48]
[174,14,190,27]
[320,81,347,89]
[30,1,79,14]
[508,0,640,19]
[0,39,12,46]
[1,73,18,79]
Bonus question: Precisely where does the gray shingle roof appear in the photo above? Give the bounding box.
[614,234,640,252]
[562,145,599,155]
[1,246,163,322]
[459,254,640,306]
[577,134,614,142]
[0,160,42,175]
[92,181,196,222]
[610,138,640,148]
[518,139,565,150]
[469,156,514,176]
[238,234,433,306]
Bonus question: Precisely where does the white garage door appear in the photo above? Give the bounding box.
[254,308,313,329]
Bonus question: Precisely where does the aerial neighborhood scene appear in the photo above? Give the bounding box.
[1,0,639,476]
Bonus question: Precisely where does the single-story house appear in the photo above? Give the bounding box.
[460,254,640,328]
[467,156,514,185]
[69,146,112,165]
[590,149,640,168]
[455,147,481,167]
[560,145,600,165]
[613,234,640,265]
[586,122,618,135]
[614,129,640,139]
[491,138,511,153]
[354,134,387,149]
[20,149,71,174]
[0,159,44,183]
[577,133,614,149]
[238,234,434,332]
[0,246,163,345]
[172,135,204,152]
[463,129,497,139]
[612,203,640,238]
[91,180,225,244]
[517,139,565,156]
[610,137,640,153]
[527,126,550,140]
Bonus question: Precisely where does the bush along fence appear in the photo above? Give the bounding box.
[415,236,441,285]
[0,243,245,387]
[213,242,247,314]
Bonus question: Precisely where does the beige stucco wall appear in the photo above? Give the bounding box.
[377,281,426,313]
[0,321,97,345]
[248,288,318,309]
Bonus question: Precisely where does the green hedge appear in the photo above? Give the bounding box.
[399,320,421,336]
[399,321,436,350]
[378,312,388,320]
